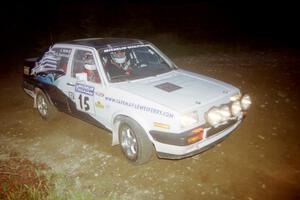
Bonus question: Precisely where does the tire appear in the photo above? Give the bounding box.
[118,118,153,164]
[36,90,57,120]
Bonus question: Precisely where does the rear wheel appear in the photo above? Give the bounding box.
[118,118,153,164]
[36,90,57,120]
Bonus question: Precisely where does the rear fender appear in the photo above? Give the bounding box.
[34,87,54,108]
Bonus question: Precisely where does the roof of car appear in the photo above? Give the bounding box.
[57,38,150,50]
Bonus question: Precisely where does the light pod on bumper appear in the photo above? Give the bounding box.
[231,101,242,117]
[219,105,231,122]
[241,94,252,110]
[207,108,223,126]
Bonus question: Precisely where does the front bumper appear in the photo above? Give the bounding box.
[150,118,242,159]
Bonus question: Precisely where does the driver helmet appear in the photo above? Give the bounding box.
[111,50,126,64]
[83,52,94,65]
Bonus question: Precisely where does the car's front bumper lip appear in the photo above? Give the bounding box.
[149,118,239,146]
[156,135,227,159]
[150,118,243,159]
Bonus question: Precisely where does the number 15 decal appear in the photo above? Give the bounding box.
[78,94,90,111]
[75,93,95,115]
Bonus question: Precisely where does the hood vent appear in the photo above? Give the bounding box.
[155,82,182,92]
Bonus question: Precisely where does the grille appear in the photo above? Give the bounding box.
[206,119,237,138]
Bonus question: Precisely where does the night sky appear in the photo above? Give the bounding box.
[1,2,299,59]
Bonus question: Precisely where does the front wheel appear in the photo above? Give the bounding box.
[119,118,153,164]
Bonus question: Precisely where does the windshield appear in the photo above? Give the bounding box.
[99,45,174,82]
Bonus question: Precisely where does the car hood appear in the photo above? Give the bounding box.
[112,69,239,112]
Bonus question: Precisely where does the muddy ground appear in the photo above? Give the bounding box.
[0,48,299,200]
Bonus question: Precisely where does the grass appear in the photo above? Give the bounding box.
[0,157,118,200]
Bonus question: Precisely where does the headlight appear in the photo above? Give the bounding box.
[180,111,199,128]
[231,101,242,117]
[207,108,222,126]
[241,94,252,110]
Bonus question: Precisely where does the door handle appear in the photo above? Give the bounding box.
[67,82,75,87]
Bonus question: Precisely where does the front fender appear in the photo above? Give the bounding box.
[111,110,153,146]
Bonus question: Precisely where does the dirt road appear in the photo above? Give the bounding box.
[0,49,299,199]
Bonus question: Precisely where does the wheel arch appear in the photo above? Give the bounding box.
[34,87,54,108]
[111,112,153,146]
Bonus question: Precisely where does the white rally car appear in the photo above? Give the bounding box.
[23,38,251,164]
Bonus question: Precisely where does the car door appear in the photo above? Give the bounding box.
[57,47,109,127]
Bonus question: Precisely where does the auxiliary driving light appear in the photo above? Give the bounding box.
[219,105,231,122]
[241,94,252,110]
[231,101,242,117]
[207,108,223,126]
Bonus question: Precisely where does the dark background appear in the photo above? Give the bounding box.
[1,2,299,59]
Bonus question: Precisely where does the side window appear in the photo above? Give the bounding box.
[71,50,101,83]
[51,48,72,73]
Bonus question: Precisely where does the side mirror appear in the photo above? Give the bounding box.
[75,72,87,82]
